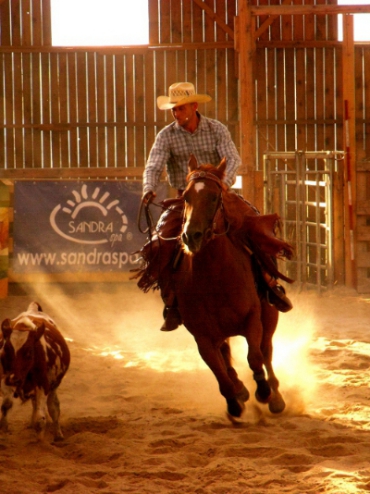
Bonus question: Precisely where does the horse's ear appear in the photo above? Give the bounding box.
[188,154,198,172]
[218,157,227,175]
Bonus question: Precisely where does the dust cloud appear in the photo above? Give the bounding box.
[1,282,370,493]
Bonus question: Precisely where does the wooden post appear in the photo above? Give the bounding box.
[342,14,357,289]
[237,0,257,204]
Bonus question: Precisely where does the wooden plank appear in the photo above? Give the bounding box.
[148,0,159,44]
[40,52,51,167]
[58,52,70,167]
[114,54,126,169]
[295,48,306,150]
[41,0,52,46]
[192,0,234,40]
[86,52,98,167]
[10,0,21,46]
[159,0,171,44]
[50,52,61,167]
[0,167,148,179]
[333,166,345,285]
[67,52,78,168]
[124,53,135,168]
[77,52,89,167]
[238,2,256,202]
[13,53,24,168]
[134,54,145,169]
[96,54,106,167]
[105,53,115,167]
[342,14,357,288]
[0,1,11,45]
[0,54,4,166]
[32,53,42,167]
[22,0,32,46]
[315,48,325,152]
[251,5,370,16]
[22,53,34,167]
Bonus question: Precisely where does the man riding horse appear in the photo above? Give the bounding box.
[139,82,293,331]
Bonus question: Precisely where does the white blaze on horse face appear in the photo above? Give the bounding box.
[194,182,205,193]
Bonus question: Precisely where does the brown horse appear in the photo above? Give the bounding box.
[170,156,286,419]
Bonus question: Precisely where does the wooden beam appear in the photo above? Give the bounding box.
[237,2,256,204]
[192,0,234,40]
[342,14,357,289]
[251,5,370,16]
[0,167,147,180]
[254,0,294,39]
[0,42,234,54]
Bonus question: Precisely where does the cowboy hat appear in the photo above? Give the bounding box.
[157,82,212,110]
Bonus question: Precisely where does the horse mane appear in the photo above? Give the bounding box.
[186,163,294,281]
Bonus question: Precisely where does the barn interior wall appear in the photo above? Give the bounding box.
[0,0,370,289]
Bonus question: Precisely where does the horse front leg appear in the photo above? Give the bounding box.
[220,340,250,403]
[195,337,245,418]
[260,300,286,414]
[244,314,272,404]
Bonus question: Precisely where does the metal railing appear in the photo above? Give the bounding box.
[263,150,343,292]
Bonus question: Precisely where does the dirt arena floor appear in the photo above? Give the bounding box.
[0,281,370,493]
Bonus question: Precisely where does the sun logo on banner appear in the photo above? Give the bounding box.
[50,184,129,245]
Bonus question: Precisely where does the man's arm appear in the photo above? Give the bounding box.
[143,131,170,196]
[216,125,242,188]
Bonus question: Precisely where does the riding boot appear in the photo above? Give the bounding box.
[160,305,182,332]
[160,289,182,331]
[263,271,293,313]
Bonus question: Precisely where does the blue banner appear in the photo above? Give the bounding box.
[13,181,166,273]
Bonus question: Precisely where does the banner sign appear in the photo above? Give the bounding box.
[13,181,166,273]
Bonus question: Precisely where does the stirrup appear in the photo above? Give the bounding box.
[266,284,293,313]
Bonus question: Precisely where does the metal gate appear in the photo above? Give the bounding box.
[263,151,343,292]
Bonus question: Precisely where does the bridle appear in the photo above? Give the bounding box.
[186,170,230,239]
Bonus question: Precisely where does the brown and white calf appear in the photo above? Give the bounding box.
[0,302,70,441]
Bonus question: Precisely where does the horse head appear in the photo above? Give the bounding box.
[181,155,227,254]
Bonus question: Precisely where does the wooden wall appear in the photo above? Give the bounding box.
[0,0,370,290]
[0,0,238,174]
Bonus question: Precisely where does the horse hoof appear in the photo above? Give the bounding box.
[236,384,250,403]
[268,392,286,414]
[255,380,271,403]
[226,397,245,418]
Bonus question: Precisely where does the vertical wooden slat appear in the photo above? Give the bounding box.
[135,54,145,169]
[41,0,52,46]
[14,53,24,168]
[23,53,33,166]
[342,14,357,288]
[58,52,69,167]
[115,54,126,168]
[33,54,42,166]
[96,53,107,168]
[0,1,11,46]
[148,0,159,44]
[67,53,78,167]
[50,52,60,167]
[41,52,52,167]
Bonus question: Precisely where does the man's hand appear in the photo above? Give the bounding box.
[142,190,156,205]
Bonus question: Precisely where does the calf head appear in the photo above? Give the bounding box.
[1,318,45,397]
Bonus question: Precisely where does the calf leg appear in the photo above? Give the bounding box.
[0,385,13,432]
[32,388,48,441]
[47,390,64,441]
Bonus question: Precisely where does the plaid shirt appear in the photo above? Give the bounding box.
[143,114,241,194]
